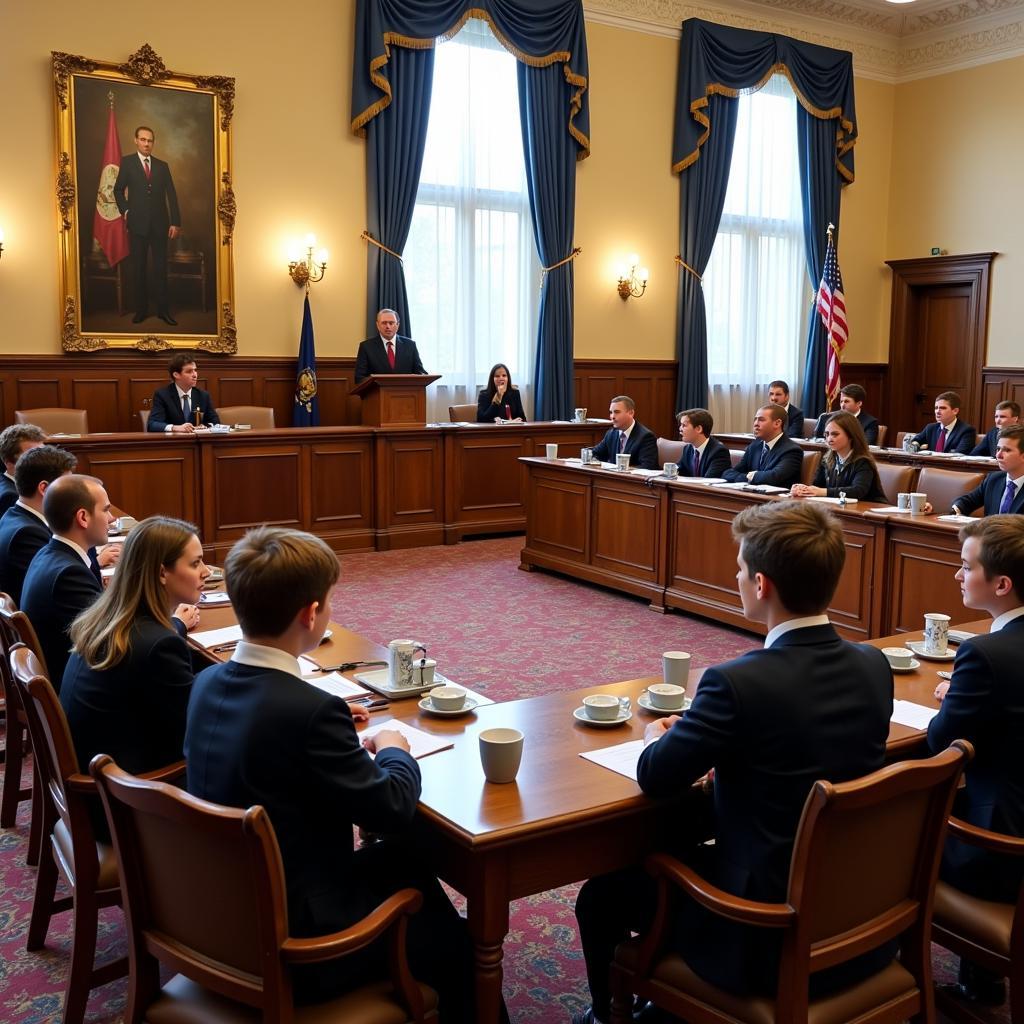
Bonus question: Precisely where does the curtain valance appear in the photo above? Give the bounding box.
[352,1,590,158]
[673,18,856,182]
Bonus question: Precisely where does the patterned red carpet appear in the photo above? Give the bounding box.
[0,537,1007,1021]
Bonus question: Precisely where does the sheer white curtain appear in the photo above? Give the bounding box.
[404,18,540,423]
[703,75,810,433]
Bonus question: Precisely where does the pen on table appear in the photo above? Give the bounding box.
[209,640,240,653]
[351,697,390,711]
[316,659,387,673]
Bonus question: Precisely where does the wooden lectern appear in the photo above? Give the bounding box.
[351,374,441,428]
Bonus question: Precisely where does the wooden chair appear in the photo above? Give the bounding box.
[917,467,986,515]
[932,817,1024,1023]
[876,463,917,505]
[0,595,46,865]
[876,424,889,448]
[218,405,275,429]
[90,754,439,1024]
[138,408,150,430]
[656,438,684,467]
[12,651,184,1024]
[448,403,477,422]
[729,448,744,469]
[802,417,819,439]
[800,449,822,486]
[609,741,972,1024]
[14,408,89,435]
[896,430,912,450]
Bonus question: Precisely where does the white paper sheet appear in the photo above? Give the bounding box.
[937,515,975,524]
[580,739,645,781]
[305,672,370,700]
[890,700,940,730]
[807,496,859,505]
[190,624,244,648]
[360,719,454,759]
[198,591,231,605]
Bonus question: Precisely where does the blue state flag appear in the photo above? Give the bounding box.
[293,295,319,427]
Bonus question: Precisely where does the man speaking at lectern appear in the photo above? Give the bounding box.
[354,309,428,383]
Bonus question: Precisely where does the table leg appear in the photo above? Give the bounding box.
[465,860,510,1024]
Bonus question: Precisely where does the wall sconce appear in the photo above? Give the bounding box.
[288,233,327,289]
[616,254,648,300]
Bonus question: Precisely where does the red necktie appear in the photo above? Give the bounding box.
[143,156,152,180]
[386,341,396,369]
[935,427,946,452]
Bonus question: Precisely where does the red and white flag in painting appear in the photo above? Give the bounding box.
[93,96,129,268]
[817,225,847,408]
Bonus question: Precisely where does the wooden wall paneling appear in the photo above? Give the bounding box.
[841,363,887,425]
[70,378,122,433]
[573,360,679,441]
[130,375,168,429]
[15,378,63,414]
[373,432,445,549]
[982,367,1024,412]
[216,376,258,407]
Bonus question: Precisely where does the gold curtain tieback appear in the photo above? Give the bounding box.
[360,230,403,263]
[542,246,582,274]
[675,255,702,282]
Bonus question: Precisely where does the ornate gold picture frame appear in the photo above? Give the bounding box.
[53,44,237,352]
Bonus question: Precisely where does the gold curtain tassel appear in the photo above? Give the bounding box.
[542,246,582,274]
[360,230,403,263]
[674,256,702,282]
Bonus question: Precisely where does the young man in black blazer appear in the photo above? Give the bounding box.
[590,395,659,469]
[911,391,977,454]
[970,400,1021,458]
[950,425,1024,517]
[675,407,731,478]
[573,501,893,1024]
[21,474,116,688]
[147,353,220,433]
[0,445,76,605]
[813,383,879,446]
[929,515,1024,1005]
[185,526,487,1022]
[722,404,804,488]
[767,379,804,438]
[0,423,46,516]
[354,308,428,383]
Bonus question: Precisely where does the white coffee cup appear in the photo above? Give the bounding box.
[662,651,691,689]
[387,639,425,689]
[616,453,631,472]
[413,658,437,687]
[909,492,928,515]
[882,647,914,669]
[546,443,558,459]
[896,493,911,510]
[924,613,951,655]
[647,682,686,711]
[117,515,138,532]
[479,728,524,784]
[582,694,621,721]
[581,447,593,464]
[574,408,587,423]
[429,685,465,711]
[663,462,679,479]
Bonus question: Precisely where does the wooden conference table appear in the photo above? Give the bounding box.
[191,590,977,1023]
[520,457,987,640]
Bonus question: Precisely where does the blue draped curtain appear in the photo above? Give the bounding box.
[352,0,590,415]
[672,18,857,410]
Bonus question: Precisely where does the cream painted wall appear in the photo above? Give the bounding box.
[887,55,1024,368]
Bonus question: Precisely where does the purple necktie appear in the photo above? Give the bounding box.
[693,447,701,475]
[619,431,627,453]
[999,479,1017,515]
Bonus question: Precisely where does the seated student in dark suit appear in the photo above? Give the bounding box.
[147,353,220,433]
[675,407,731,478]
[21,474,114,689]
[929,515,1024,1005]
[0,445,76,605]
[590,394,659,469]
[911,390,976,454]
[791,411,886,501]
[354,308,428,383]
[722,404,804,488]
[812,383,879,445]
[476,362,526,423]
[572,501,893,1024]
[185,526,489,1022]
[0,423,46,516]
[767,379,804,438]
[61,516,205,838]
[971,400,1021,457]
[949,425,1024,517]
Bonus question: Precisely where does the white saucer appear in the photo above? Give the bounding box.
[906,641,956,662]
[417,695,479,717]
[573,705,632,727]
[887,659,921,673]
[637,691,691,715]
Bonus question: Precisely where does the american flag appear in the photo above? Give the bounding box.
[816,228,847,408]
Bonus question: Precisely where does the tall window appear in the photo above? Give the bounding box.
[702,75,809,432]
[405,18,540,421]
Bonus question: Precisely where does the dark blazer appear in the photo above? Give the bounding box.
[0,503,51,606]
[113,153,180,236]
[722,435,803,488]
[61,614,192,776]
[185,661,421,938]
[783,404,805,438]
[811,456,887,501]
[912,420,976,455]
[677,436,732,478]
[476,387,526,423]
[927,616,1024,901]
[20,538,102,690]
[637,623,893,994]
[591,421,659,470]
[971,426,1001,458]
[0,474,17,516]
[354,336,427,383]
[953,472,1024,516]
[814,410,879,446]
[146,383,220,432]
